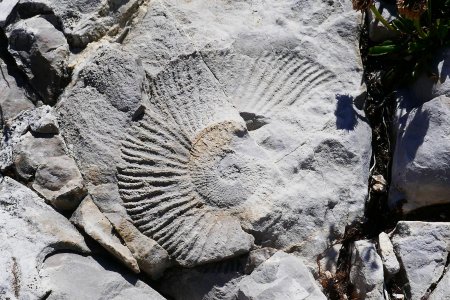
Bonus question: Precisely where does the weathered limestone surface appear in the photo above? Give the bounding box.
[391,221,450,300]
[17,0,145,48]
[378,232,400,277]
[0,59,34,123]
[237,251,327,300]
[0,177,89,299]
[40,253,167,300]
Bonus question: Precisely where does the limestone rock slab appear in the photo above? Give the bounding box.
[0,177,89,299]
[106,214,171,280]
[40,253,166,300]
[58,43,255,267]
[429,269,450,300]
[390,96,450,212]
[391,221,450,299]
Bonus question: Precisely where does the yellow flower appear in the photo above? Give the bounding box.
[397,0,427,20]
[352,0,374,11]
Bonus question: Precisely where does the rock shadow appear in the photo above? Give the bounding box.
[334,94,365,131]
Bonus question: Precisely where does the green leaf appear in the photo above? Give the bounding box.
[369,45,398,56]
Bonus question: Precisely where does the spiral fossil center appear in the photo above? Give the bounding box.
[188,121,275,209]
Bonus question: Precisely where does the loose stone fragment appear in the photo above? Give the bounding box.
[70,197,139,273]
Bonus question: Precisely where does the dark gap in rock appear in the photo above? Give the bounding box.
[39,290,52,300]
[239,112,269,131]
[404,203,450,222]
[421,252,450,299]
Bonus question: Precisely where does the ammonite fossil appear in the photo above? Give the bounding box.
[117,51,336,267]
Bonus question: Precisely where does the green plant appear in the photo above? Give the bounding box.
[353,0,450,91]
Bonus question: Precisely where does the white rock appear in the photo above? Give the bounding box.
[378,232,400,277]
[349,240,385,300]
[0,0,18,28]
[391,221,450,299]
[70,196,139,273]
[390,96,450,212]
[29,105,59,134]
[237,251,326,300]
[403,48,450,105]
[0,177,89,299]
[40,253,166,300]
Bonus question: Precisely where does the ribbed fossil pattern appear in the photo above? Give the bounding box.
[202,50,337,116]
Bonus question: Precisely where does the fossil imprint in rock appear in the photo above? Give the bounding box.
[117,51,336,267]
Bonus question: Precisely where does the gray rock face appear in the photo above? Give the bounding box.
[349,240,385,300]
[0,177,89,299]
[0,106,87,211]
[18,0,144,48]
[33,155,86,210]
[40,253,166,300]
[390,96,450,212]
[0,59,34,123]
[237,251,327,300]
[391,221,450,300]
[7,15,69,104]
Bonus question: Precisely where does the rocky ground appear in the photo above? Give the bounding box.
[0,0,449,299]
